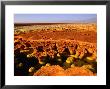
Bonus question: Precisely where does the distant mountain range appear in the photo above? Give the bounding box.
[60,18,97,23]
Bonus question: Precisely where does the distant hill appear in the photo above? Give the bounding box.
[61,18,97,23]
[82,18,97,23]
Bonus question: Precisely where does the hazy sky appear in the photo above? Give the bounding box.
[14,14,97,23]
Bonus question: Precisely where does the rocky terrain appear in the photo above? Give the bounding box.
[14,23,97,76]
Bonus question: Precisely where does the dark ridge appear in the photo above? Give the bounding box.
[14,23,96,26]
[14,23,71,26]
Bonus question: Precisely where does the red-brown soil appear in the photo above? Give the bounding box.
[17,30,96,43]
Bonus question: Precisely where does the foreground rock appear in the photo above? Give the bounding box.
[33,65,95,76]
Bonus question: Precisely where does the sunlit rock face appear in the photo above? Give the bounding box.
[33,65,95,76]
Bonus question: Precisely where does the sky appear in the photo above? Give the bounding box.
[14,14,97,23]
